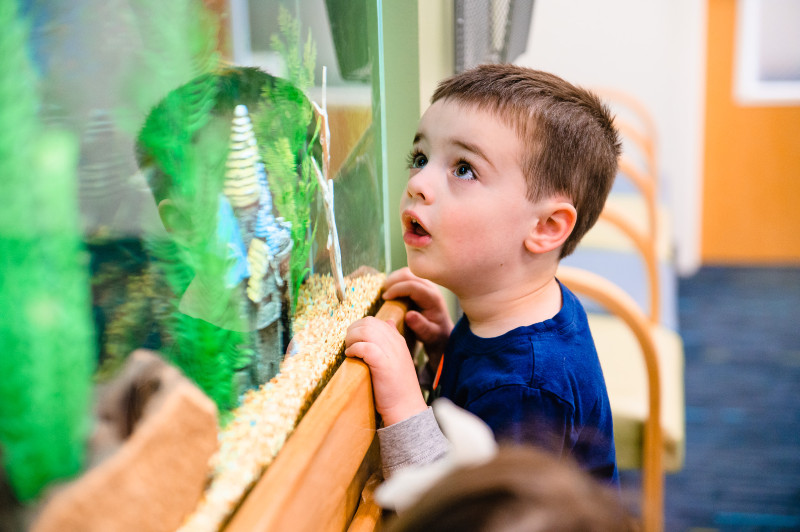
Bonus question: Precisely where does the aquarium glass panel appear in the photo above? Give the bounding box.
[4,0,393,522]
[12,0,387,404]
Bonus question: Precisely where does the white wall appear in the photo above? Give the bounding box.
[516,0,707,275]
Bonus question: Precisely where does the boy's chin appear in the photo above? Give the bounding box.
[406,258,449,289]
[405,255,431,279]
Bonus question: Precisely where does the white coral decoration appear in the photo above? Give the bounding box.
[223,105,261,209]
[310,67,345,302]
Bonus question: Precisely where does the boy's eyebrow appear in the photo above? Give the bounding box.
[453,139,493,169]
[412,133,495,170]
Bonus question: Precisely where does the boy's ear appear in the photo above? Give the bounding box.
[157,198,190,235]
[524,200,577,255]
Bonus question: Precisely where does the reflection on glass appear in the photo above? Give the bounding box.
[2,0,387,522]
[16,0,385,401]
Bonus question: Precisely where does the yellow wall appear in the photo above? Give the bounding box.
[418,0,453,113]
[702,0,800,263]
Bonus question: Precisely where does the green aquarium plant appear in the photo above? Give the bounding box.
[253,5,320,309]
[128,0,261,416]
[0,2,94,501]
[137,67,249,415]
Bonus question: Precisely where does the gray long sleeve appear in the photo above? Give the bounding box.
[377,406,450,478]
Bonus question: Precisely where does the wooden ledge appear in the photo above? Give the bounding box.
[225,298,411,532]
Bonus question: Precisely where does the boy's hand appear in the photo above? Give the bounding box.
[382,268,454,369]
[345,316,428,426]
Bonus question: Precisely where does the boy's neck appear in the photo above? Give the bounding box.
[456,266,563,338]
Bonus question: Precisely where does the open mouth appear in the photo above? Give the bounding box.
[409,217,430,237]
[402,212,431,246]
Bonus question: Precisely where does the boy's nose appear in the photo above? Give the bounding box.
[406,168,434,203]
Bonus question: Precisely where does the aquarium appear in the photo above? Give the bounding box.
[0,0,411,529]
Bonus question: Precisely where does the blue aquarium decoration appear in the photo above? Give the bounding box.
[222,103,293,383]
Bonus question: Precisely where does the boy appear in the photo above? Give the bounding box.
[344,64,621,484]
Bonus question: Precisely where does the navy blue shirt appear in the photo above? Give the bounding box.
[438,280,619,485]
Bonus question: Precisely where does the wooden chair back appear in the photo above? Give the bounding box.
[556,265,664,532]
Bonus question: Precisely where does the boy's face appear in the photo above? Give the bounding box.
[401,99,544,295]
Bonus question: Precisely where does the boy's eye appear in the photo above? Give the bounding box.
[407,152,427,169]
[454,162,475,180]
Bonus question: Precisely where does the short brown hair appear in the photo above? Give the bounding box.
[432,64,621,258]
[385,445,638,532]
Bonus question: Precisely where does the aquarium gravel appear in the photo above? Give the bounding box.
[178,271,384,531]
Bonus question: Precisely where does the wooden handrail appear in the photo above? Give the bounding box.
[224,298,410,532]
[614,118,658,180]
[593,87,659,145]
[346,473,383,532]
[617,157,658,248]
[597,207,661,325]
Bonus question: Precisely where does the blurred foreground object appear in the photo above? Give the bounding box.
[376,400,635,531]
[375,398,497,513]
[32,350,217,532]
[385,444,636,532]
[0,0,93,504]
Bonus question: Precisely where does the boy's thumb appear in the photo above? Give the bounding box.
[406,310,427,334]
[404,310,428,334]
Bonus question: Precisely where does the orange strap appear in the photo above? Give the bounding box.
[432,355,444,391]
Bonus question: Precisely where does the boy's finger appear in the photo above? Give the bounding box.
[346,316,371,335]
[405,311,449,345]
[346,316,397,346]
[404,310,433,336]
[383,267,416,287]
[345,342,386,367]
[345,318,379,346]
[344,342,367,359]
[347,315,386,334]
[383,280,440,307]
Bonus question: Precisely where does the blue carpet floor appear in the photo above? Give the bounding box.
[622,266,800,531]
